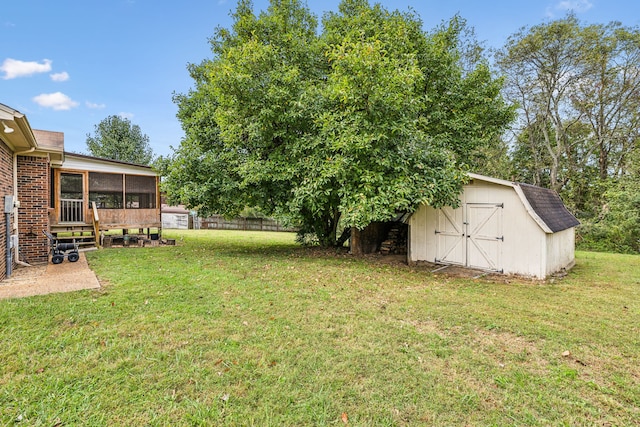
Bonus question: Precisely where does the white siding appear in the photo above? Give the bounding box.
[544,228,576,276]
[62,155,157,176]
[477,185,545,278]
[162,213,189,229]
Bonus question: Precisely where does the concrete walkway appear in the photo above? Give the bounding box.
[0,252,100,300]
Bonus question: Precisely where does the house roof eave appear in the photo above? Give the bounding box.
[0,104,38,152]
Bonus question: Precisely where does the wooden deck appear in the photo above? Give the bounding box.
[50,202,161,248]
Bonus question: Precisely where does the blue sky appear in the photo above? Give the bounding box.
[2,0,639,158]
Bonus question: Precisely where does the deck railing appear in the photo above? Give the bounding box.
[91,201,100,248]
[60,199,84,223]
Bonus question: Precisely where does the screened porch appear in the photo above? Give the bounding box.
[52,167,161,233]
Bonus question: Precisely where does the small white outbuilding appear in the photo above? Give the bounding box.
[408,173,580,279]
[161,205,191,229]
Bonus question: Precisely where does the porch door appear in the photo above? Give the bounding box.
[60,172,84,223]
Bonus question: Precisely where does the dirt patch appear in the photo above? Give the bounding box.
[407,260,550,284]
[275,246,545,283]
[366,254,408,265]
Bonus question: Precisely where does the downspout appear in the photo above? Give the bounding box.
[5,209,11,276]
[13,147,36,267]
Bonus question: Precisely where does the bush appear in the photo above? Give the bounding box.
[576,180,640,254]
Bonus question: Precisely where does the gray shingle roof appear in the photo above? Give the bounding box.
[518,183,580,232]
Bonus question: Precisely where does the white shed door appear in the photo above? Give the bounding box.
[466,203,503,272]
[435,206,465,265]
[434,203,503,272]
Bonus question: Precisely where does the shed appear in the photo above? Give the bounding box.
[161,204,191,229]
[408,173,580,279]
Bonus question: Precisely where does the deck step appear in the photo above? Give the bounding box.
[51,225,95,233]
[50,224,97,248]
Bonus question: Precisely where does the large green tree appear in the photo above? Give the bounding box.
[579,147,640,253]
[165,0,513,246]
[497,16,640,211]
[86,115,154,165]
[497,16,586,192]
[574,22,640,180]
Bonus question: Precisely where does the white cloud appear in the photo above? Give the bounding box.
[118,112,135,119]
[50,71,70,82]
[0,58,52,79]
[555,0,593,13]
[33,92,79,111]
[86,101,106,109]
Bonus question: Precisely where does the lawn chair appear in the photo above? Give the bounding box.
[43,230,80,264]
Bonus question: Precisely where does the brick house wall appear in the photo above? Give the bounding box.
[0,141,15,280]
[17,155,50,264]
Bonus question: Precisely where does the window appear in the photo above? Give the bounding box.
[125,175,156,209]
[89,172,123,209]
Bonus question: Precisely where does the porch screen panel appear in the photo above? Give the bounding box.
[50,168,56,208]
[125,175,156,209]
[89,172,123,208]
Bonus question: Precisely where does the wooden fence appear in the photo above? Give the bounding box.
[199,215,297,232]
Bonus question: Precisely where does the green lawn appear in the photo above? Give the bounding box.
[1,230,638,426]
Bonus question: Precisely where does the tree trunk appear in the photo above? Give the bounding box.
[316,209,341,247]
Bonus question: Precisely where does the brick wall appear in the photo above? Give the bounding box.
[17,155,50,264]
[0,141,14,280]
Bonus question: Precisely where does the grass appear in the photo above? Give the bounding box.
[1,230,639,426]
